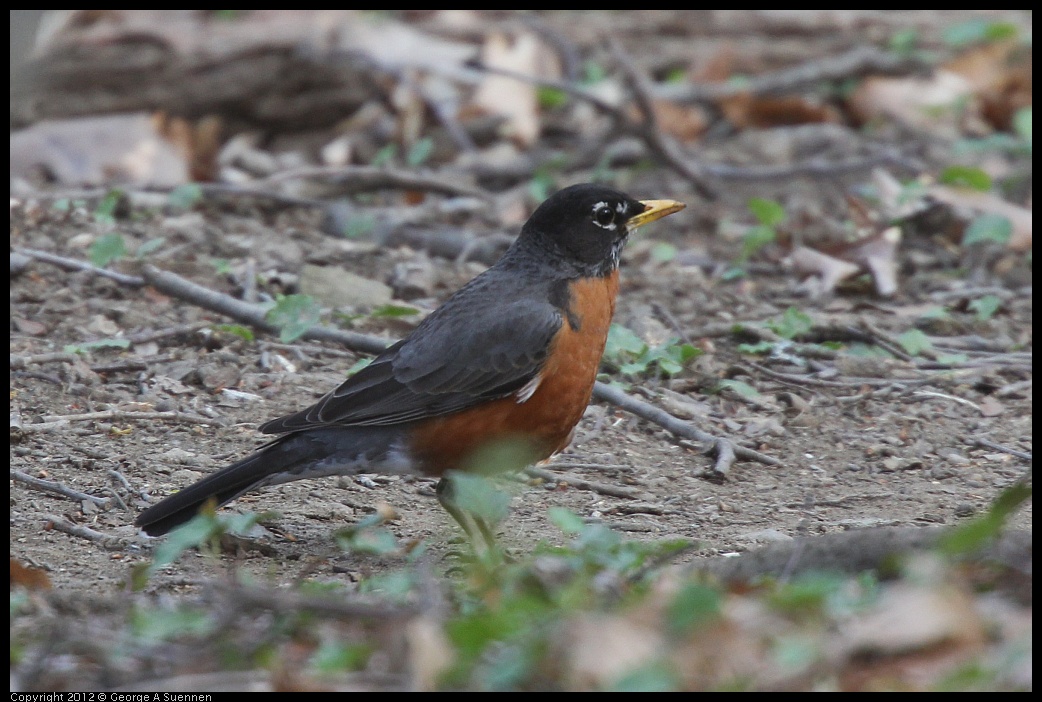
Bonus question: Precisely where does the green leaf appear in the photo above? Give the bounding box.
[131,606,216,645]
[406,137,434,167]
[747,197,786,227]
[581,60,607,84]
[942,18,1018,47]
[265,294,322,343]
[213,324,255,342]
[446,473,512,529]
[310,641,372,674]
[938,482,1032,557]
[917,306,951,321]
[888,28,919,55]
[721,266,747,281]
[336,524,400,556]
[89,232,127,267]
[740,224,776,261]
[605,324,648,360]
[962,213,1013,246]
[736,341,776,355]
[341,212,377,240]
[966,294,1002,322]
[370,304,420,318]
[547,507,586,535]
[537,86,569,109]
[896,329,933,356]
[667,582,722,634]
[649,242,678,263]
[717,379,761,399]
[939,165,992,191]
[346,357,373,376]
[370,143,398,167]
[167,183,204,210]
[767,307,814,340]
[94,188,125,224]
[64,338,131,355]
[136,236,166,258]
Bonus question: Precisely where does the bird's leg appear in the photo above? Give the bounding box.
[436,474,500,554]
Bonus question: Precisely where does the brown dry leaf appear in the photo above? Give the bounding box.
[10,113,190,187]
[927,185,1032,251]
[836,226,902,297]
[155,113,222,182]
[848,70,976,135]
[471,32,550,148]
[944,40,1032,130]
[718,92,842,129]
[840,582,985,656]
[650,100,710,142]
[978,395,1005,417]
[788,227,900,298]
[787,245,863,297]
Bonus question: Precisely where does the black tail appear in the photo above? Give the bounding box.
[134,442,288,536]
[135,427,404,536]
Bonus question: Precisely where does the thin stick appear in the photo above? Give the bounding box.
[22,410,224,434]
[591,381,780,469]
[609,39,718,201]
[141,265,392,356]
[11,469,111,507]
[16,248,146,286]
[525,466,642,499]
[972,439,1032,462]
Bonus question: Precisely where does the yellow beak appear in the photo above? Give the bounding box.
[628,199,686,230]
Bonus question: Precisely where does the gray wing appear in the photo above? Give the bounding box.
[259,295,562,433]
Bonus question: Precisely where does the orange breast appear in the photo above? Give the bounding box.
[408,271,619,476]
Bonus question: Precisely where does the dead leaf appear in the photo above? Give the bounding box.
[838,227,902,297]
[978,396,1005,417]
[944,40,1032,131]
[787,245,861,297]
[471,32,551,147]
[848,71,976,135]
[927,185,1032,251]
[718,92,842,129]
[649,100,710,142]
[10,113,190,187]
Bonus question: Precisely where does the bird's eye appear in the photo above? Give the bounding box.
[593,204,615,228]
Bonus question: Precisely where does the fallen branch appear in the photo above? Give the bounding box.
[11,469,112,507]
[659,46,928,104]
[21,409,224,434]
[141,265,391,356]
[525,465,643,499]
[15,248,145,286]
[258,164,491,201]
[43,514,124,547]
[609,39,718,201]
[591,382,780,471]
[971,439,1032,463]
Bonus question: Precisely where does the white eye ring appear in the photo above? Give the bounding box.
[592,203,616,229]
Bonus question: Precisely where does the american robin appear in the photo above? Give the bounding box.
[135,183,685,543]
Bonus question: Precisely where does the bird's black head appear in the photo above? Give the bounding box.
[518,183,685,277]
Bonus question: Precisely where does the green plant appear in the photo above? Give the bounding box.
[603,324,701,378]
[264,294,323,343]
[89,232,127,267]
[723,198,785,280]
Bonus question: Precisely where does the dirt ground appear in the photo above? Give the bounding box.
[8,10,1031,658]
[10,177,1031,595]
